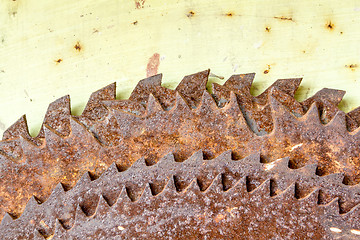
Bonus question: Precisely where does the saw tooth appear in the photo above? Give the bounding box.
[115,186,132,206]
[175,69,210,108]
[250,178,271,198]
[21,196,41,218]
[296,163,318,176]
[73,172,92,190]
[269,95,298,130]
[244,152,262,166]
[181,150,204,165]
[182,178,201,194]
[302,89,344,124]
[174,151,203,190]
[321,173,345,185]
[100,162,119,177]
[129,74,162,103]
[0,212,14,226]
[299,188,320,205]
[263,157,290,171]
[277,182,296,200]
[172,91,191,112]
[342,202,360,220]
[95,195,111,215]
[258,78,302,104]
[204,174,223,194]
[80,82,116,123]
[145,93,164,115]
[33,229,46,240]
[270,78,302,97]
[275,78,302,96]
[212,83,230,107]
[161,176,178,194]
[225,176,247,198]
[41,95,71,138]
[216,149,232,162]
[270,87,304,117]
[48,183,66,199]
[222,92,250,131]
[74,204,88,223]
[301,102,321,124]
[137,184,154,202]
[196,90,219,114]
[87,114,123,146]
[223,73,255,93]
[130,157,147,169]
[348,106,360,127]
[99,167,122,207]
[112,109,144,139]
[325,110,348,132]
[69,117,101,145]
[43,124,63,141]
[53,218,68,236]
[155,153,177,169]
[2,115,30,140]
[323,197,341,215]
[303,88,346,107]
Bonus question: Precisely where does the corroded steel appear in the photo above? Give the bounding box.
[0,70,360,239]
[1,151,360,239]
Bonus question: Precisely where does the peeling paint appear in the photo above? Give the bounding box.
[146,53,160,77]
[187,11,195,17]
[135,0,145,9]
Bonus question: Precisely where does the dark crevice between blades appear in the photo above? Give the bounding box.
[269,179,278,197]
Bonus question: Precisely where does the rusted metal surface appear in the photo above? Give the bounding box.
[1,151,360,239]
[0,70,360,238]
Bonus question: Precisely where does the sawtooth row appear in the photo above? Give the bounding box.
[0,70,360,230]
[1,150,360,239]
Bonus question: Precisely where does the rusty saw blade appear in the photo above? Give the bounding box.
[0,70,360,239]
[1,150,360,239]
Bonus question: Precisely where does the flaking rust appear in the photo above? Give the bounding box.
[0,70,360,239]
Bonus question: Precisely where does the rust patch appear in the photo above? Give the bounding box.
[263,65,271,74]
[135,0,145,9]
[274,16,294,22]
[187,11,195,17]
[74,42,82,52]
[326,21,335,30]
[345,64,358,71]
[146,53,160,77]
